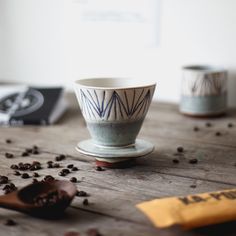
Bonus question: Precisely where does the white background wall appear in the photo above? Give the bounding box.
[1,0,236,106]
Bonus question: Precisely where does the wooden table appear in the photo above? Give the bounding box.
[0,94,235,236]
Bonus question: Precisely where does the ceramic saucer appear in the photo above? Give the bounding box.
[76,139,154,161]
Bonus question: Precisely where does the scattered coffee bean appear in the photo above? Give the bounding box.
[58,171,66,177]
[172,158,179,164]
[215,131,221,136]
[14,171,21,176]
[44,175,55,182]
[177,147,184,153]
[48,163,53,168]
[55,154,66,161]
[228,123,233,128]
[83,199,89,206]
[0,176,8,184]
[21,152,29,157]
[62,169,70,174]
[47,161,53,165]
[193,126,199,132]
[21,173,30,179]
[5,139,12,144]
[72,167,78,171]
[95,166,104,171]
[70,177,77,183]
[10,164,18,170]
[189,158,198,164]
[3,183,17,194]
[190,185,196,188]
[33,145,38,150]
[32,178,39,184]
[33,172,39,177]
[53,163,61,168]
[205,122,212,127]
[67,164,74,169]
[5,153,14,159]
[26,148,33,153]
[4,219,17,226]
[32,150,39,155]
[76,190,88,197]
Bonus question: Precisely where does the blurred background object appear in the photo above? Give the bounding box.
[0,0,236,107]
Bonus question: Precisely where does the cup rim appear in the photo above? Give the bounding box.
[182,65,227,73]
[74,77,156,90]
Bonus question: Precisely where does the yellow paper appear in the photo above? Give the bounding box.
[137,189,236,229]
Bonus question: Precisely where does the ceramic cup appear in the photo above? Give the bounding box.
[180,65,227,117]
[74,78,156,147]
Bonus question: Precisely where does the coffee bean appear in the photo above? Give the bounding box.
[67,164,74,169]
[177,147,184,153]
[70,177,77,183]
[58,171,66,176]
[32,150,39,155]
[48,163,53,168]
[5,153,14,158]
[72,167,78,171]
[26,148,33,153]
[33,145,38,150]
[193,126,199,132]
[95,166,104,171]
[205,122,212,127]
[190,185,196,188]
[14,171,21,176]
[47,161,53,165]
[55,154,66,161]
[32,178,39,184]
[76,190,87,197]
[83,199,89,206]
[33,172,39,177]
[189,159,198,164]
[228,123,234,128]
[53,163,61,168]
[62,169,70,174]
[10,164,18,170]
[21,173,30,179]
[215,132,221,136]
[44,175,55,182]
[4,219,17,226]
[172,158,179,164]
[21,152,29,157]
[0,176,8,184]
[5,139,12,144]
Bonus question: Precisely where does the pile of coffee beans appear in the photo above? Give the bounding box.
[3,183,17,194]
[33,189,70,207]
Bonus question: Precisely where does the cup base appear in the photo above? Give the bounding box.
[75,139,154,161]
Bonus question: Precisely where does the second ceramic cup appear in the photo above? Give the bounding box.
[180,65,227,117]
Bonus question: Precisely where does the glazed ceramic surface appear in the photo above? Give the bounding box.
[74,78,156,147]
[180,66,227,116]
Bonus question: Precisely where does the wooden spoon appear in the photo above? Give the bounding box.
[0,180,77,218]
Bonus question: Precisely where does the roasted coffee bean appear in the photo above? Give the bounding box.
[189,158,198,164]
[53,163,60,168]
[0,176,8,184]
[67,164,74,169]
[44,175,55,182]
[32,161,40,165]
[205,122,212,127]
[62,169,70,174]
[172,158,179,164]
[228,123,234,128]
[3,183,17,194]
[21,173,30,179]
[47,163,53,168]
[33,145,38,150]
[33,172,39,177]
[5,153,14,158]
[177,147,184,153]
[58,171,66,176]
[193,126,199,132]
[32,150,39,155]
[5,139,12,144]
[21,152,29,157]
[70,177,77,183]
[72,167,78,171]
[26,148,33,153]
[215,131,221,136]
[47,161,53,165]
[4,219,17,226]
[55,154,66,161]
[10,164,18,170]
[83,199,89,206]
[14,171,21,176]
[76,190,87,197]
[190,185,196,188]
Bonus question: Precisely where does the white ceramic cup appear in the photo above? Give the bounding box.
[74,78,156,147]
